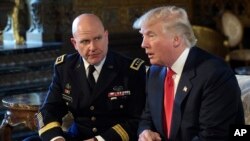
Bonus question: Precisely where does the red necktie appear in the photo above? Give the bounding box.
[164,68,175,138]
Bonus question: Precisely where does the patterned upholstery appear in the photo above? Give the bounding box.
[236,75,250,124]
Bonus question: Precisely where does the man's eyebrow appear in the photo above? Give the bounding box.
[140,30,155,36]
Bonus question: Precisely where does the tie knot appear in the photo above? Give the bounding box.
[167,68,175,77]
[88,65,96,74]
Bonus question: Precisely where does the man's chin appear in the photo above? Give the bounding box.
[149,59,156,65]
[89,58,102,65]
[150,60,163,66]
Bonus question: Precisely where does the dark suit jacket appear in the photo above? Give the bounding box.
[38,51,146,141]
[138,47,244,141]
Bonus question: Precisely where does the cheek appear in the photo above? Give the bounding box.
[98,40,108,51]
[152,40,165,51]
[75,43,81,50]
[154,41,172,57]
[76,45,88,55]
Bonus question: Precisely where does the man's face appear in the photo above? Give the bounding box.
[71,27,108,65]
[139,22,175,66]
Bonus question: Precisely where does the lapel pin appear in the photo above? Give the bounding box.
[183,86,188,92]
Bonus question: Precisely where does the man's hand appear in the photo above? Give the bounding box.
[84,138,96,141]
[53,137,65,141]
[138,130,162,141]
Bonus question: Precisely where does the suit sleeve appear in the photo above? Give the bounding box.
[37,62,68,140]
[137,67,157,135]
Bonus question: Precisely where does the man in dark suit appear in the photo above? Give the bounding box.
[133,6,245,141]
[28,14,146,141]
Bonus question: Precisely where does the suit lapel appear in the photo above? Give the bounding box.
[171,70,194,139]
[170,48,197,140]
[158,68,168,136]
[148,66,167,137]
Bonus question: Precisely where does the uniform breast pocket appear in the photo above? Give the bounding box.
[107,91,131,112]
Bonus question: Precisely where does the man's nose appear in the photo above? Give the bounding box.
[89,41,96,50]
[141,37,148,48]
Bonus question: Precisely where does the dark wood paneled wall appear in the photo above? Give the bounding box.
[1,0,250,54]
[56,0,194,60]
[1,0,250,38]
[71,0,193,33]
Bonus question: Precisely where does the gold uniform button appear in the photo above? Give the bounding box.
[91,116,96,121]
[120,105,124,109]
[90,106,95,110]
[92,127,97,133]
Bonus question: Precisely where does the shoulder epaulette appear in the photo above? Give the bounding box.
[130,58,144,71]
[55,54,66,65]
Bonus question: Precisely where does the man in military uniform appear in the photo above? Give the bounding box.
[25,14,146,141]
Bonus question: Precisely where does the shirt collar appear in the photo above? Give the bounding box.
[82,57,106,74]
[171,47,190,75]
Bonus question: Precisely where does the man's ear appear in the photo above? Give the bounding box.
[105,30,109,39]
[70,38,77,49]
[173,35,181,48]
[104,30,109,44]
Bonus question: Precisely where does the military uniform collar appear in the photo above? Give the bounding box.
[82,56,106,75]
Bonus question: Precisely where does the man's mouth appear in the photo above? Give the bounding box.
[147,53,153,59]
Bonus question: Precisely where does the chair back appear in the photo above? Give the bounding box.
[192,25,228,58]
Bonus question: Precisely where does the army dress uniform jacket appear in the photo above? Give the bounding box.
[37,51,146,141]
